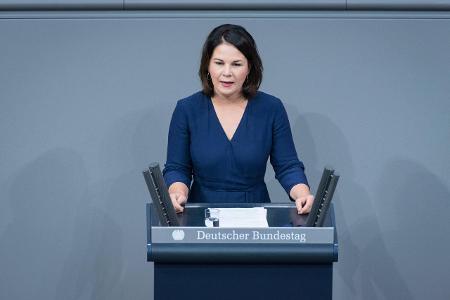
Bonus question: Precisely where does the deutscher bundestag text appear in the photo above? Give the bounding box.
[196,230,306,242]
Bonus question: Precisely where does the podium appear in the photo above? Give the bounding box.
[146,203,338,300]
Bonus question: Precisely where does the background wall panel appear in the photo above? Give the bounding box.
[2,0,450,10]
[347,0,450,10]
[0,0,123,10]
[0,11,449,300]
[124,0,345,10]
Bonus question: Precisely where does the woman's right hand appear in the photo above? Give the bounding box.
[168,182,189,213]
[169,192,187,213]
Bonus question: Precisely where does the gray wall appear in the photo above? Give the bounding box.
[1,9,450,300]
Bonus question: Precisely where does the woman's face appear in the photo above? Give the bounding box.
[208,42,250,100]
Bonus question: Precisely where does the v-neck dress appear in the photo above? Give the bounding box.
[163,91,308,203]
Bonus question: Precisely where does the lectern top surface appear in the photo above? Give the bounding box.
[151,203,334,227]
[146,203,338,263]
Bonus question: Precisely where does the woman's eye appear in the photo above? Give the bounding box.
[232,63,242,66]
[215,61,223,65]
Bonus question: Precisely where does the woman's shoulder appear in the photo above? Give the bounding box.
[173,91,209,118]
[252,91,284,110]
[177,91,208,107]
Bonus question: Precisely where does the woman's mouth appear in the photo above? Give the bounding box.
[220,81,234,88]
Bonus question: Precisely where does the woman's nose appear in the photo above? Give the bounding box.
[223,65,232,76]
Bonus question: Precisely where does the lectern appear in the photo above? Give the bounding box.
[146,202,338,300]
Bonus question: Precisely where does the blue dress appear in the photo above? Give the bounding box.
[163,91,308,203]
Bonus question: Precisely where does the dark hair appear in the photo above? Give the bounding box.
[199,24,263,99]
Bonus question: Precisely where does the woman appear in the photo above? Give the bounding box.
[163,24,314,214]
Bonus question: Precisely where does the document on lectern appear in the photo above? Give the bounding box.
[214,207,269,228]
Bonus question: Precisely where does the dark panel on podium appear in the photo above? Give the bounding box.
[146,203,338,300]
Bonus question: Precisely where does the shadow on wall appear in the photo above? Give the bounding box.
[130,102,174,169]
[55,104,174,300]
[90,104,175,299]
[375,159,450,299]
[0,104,173,300]
[1,150,84,300]
[54,189,123,300]
[52,104,173,300]
[97,102,174,175]
[268,110,414,299]
[0,149,123,300]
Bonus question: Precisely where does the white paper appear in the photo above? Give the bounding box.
[212,207,269,228]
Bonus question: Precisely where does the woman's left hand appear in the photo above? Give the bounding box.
[294,194,315,214]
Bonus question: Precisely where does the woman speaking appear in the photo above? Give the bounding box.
[163,24,313,214]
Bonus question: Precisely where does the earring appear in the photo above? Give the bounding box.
[207,73,211,80]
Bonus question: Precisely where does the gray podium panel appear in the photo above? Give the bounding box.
[146,203,338,299]
[147,203,338,263]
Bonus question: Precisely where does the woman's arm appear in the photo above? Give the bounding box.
[270,99,313,214]
[163,101,192,213]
